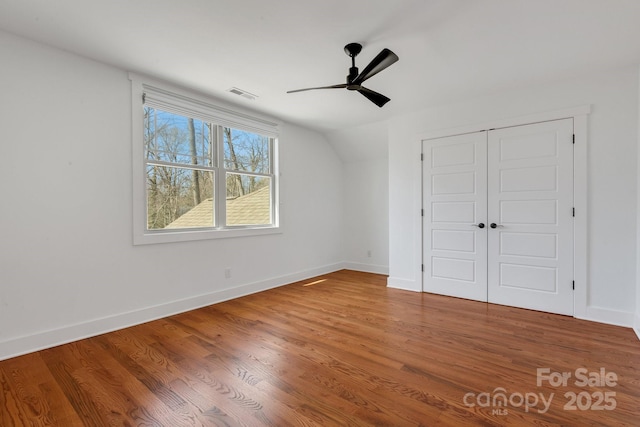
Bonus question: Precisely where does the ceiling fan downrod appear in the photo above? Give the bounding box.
[345,43,362,88]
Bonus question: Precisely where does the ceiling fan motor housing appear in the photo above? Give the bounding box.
[347,67,360,88]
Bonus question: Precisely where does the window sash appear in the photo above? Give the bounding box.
[142,109,276,232]
[146,159,216,172]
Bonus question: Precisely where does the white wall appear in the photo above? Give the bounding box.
[342,158,389,274]
[0,30,345,360]
[636,65,640,340]
[388,65,639,326]
[325,122,390,275]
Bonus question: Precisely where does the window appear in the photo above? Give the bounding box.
[130,74,280,244]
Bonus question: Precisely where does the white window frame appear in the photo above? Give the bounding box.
[129,73,281,245]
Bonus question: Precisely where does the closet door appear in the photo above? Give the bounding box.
[487,119,574,315]
[422,132,488,302]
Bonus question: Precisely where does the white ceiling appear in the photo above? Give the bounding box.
[1,0,640,134]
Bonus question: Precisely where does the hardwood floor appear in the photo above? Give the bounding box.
[1,270,639,426]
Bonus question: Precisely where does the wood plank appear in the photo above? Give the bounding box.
[0,352,84,426]
[0,270,639,426]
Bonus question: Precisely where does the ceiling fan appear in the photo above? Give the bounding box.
[287,43,399,108]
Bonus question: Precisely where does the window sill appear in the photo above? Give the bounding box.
[133,226,281,245]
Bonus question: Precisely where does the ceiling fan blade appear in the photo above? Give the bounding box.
[358,87,391,108]
[287,84,347,93]
[352,48,399,85]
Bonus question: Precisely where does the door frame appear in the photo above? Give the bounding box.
[417,105,590,319]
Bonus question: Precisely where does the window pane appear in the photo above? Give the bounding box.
[223,127,270,173]
[226,174,271,226]
[144,107,213,167]
[147,165,214,230]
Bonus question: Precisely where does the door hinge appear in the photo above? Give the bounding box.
[420,153,424,161]
[572,134,575,144]
[421,264,424,272]
[572,207,575,217]
[572,280,575,290]
[421,209,424,217]
[142,92,146,103]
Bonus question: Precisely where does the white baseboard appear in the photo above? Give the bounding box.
[387,276,420,292]
[0,263,344,361]
[575,306,635,328]
[3,266,636,361]
[342,262,389,275]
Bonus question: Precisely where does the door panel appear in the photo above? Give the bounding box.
[500,166,557,192]
[432,172,476,195]
[500,200,557,224]
[497,130,558,161]
[432,202,476,223]
[432,257,476,282]
[432,230,476,252]
[499,264,557,292]
[500,232,557,258]
[423,132,487,302]
[487,119,574,315]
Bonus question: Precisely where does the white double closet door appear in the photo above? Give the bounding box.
[422,119,574,316]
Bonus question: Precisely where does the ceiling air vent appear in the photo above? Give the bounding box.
[228,87,258,101]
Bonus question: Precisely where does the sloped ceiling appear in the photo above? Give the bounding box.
[1,0,640,136]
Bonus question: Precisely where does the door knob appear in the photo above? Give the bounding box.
[490,223,503,229]
[472,223,485,228]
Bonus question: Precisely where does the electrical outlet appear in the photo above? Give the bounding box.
[224,268,231,279]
